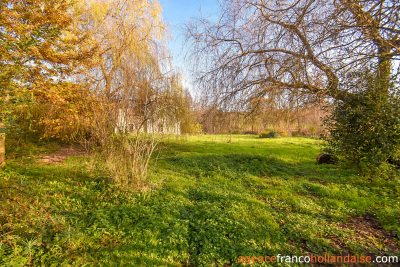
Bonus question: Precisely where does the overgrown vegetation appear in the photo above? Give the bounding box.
[0,0,195,188]
[259,132,280,139]
[1,136,399,265]
[1,0,400,265]
[324,73,400,172]
[94,134,159,190]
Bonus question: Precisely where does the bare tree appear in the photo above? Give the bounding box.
[185,0,400,107]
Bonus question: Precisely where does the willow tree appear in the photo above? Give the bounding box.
[74,0,174,188]
[78,0,170,140]
[185,0,400,105]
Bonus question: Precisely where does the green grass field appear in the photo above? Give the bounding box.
[1,135,399,266]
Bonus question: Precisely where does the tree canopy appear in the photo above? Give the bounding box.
[0,0,95,137]
[186,0,400,106]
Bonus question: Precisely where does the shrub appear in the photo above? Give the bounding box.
[244,130,258,135]
[291,130,300,137]
[95,134,158,190]
[277,130,287,137]
[185,122,203,135]
[258,132,268,138]
[324,84,400,172]
[260,131,280,138]
[309,126,317,136]
[299,129,312,137]
[267,131,280,138]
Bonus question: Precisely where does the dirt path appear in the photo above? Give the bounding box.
[38,147,88,164]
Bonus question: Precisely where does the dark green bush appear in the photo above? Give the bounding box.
[267,132,280,138]
[324,84,400,171]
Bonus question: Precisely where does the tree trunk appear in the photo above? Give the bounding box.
[0,122,5,169]
[377,45,392,94]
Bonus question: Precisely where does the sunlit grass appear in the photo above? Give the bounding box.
[1,135,399,266]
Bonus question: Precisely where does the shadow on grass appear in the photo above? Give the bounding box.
[2,150,398,266]
[161,153,353,183]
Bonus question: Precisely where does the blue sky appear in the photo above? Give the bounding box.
[160,0,220,89]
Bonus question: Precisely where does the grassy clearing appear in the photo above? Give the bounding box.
[1,135,399,266]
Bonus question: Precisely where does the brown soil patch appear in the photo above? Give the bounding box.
[38,147,88,164]
[309,179,327,185]
[338,216,399,252]
[322,216,400,266]
[316,216,399,266]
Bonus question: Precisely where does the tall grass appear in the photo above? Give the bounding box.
[94,134,158,191]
